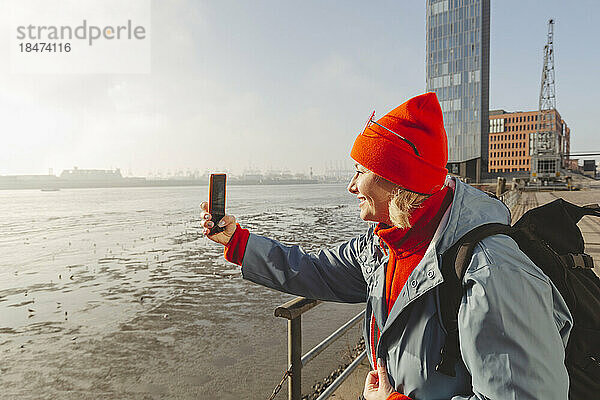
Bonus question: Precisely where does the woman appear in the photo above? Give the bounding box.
[200,93,572,399]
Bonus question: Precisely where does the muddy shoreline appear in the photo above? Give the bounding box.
[0,185,368,399]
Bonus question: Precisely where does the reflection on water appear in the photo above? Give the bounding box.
[0,185,367,399]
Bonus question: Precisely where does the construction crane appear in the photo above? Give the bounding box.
[530,19,563,183]
[539,19,556,111]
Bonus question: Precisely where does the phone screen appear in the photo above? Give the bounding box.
[209,174,226,234]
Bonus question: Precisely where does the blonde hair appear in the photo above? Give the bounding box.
[388,186,430,230]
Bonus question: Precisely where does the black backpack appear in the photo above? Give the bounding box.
[436,198,600,399]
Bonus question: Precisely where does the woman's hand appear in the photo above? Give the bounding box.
[363,359,399,400]
[199,201,237,246]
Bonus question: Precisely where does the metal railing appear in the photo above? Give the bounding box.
[499,187,521,211]
[495,177,522,211]
[273,297,366,400]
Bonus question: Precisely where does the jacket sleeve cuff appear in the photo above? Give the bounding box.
[223,224,250,266]
[386,393,412,400]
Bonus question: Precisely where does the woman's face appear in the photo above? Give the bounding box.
[347,164,396,225]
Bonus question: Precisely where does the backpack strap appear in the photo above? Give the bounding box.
[436,222,513,376]
[560,253,595,269]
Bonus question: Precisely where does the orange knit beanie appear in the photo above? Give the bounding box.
[350,92,448,195]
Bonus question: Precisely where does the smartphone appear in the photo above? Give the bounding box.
[208,174,227,235]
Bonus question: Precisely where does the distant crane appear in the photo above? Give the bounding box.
[531,19,563,182]
[539,19,556,111]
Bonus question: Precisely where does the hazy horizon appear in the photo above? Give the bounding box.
[2,0,599,176]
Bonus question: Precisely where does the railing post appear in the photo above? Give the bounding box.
[275,298,365,400]
[289,316,302,400]
[496,176,506,198]
[274,298,320,400]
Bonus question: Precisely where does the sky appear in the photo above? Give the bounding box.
[1,0,599,176]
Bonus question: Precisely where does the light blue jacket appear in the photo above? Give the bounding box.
[239,178,572,399]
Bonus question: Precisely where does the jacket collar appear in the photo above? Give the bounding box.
[434,176,511,256]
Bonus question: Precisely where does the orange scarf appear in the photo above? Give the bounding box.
[375,186,453,316]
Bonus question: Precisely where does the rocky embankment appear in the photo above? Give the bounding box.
[303,337,366,400]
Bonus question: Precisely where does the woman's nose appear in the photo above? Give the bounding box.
[347,175,358,194]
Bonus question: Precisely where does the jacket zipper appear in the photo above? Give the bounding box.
[370,312,380,369]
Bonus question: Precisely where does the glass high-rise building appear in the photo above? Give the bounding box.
[425,0,490,181]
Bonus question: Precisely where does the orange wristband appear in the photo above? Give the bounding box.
[223,224,250,266]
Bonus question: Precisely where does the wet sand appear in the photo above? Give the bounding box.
[0,184,367,399]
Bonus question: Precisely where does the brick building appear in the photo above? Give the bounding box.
[488,109,570,174]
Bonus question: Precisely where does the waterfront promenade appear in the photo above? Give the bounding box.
[328,188,600,400]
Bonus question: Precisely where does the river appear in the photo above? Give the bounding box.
[0,184,367,399]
